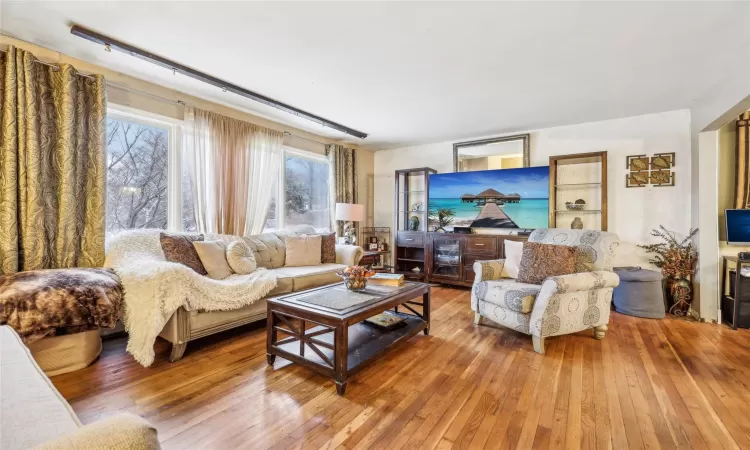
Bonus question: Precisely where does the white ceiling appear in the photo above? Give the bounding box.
[2,1,749,150]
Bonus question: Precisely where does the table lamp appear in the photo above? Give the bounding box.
[335,203,365,245]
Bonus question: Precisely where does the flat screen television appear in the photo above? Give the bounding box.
[428,166,549,231]
[726,209,750,245]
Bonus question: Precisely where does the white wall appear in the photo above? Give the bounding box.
[374,109,692,268]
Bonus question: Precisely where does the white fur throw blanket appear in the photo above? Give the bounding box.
[105,229,278,367]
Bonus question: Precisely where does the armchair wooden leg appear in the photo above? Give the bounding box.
[532,335,545,354]
[169,342,187,362]
[594,324,608,340]
[474,313,482,325]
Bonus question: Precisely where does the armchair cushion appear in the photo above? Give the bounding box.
[473,279,541,313]
[516,242,577,284]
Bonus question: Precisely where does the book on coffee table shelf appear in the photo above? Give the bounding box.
[364,311,407,330]
[368,273,404,287]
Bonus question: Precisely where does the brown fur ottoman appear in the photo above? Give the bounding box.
[0,268,123,374]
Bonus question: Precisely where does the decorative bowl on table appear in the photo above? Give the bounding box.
[337,266,376,292]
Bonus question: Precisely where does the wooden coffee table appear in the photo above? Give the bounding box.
[266,281,430,395]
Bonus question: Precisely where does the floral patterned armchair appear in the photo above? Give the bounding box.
[471,229,620,354]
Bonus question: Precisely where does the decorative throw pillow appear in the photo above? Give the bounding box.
[226,240,258,274]
[516,242,577,285]
[160,232,207,275]
[193,241,233,280]
[503,239,524,278]
[319,232,336,264]
[284,235,322,267]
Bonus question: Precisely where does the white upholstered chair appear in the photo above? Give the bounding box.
[471,229,620,354]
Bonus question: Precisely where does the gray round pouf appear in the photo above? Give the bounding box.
[612,267,665,319]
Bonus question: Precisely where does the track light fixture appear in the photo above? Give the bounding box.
[70,24,367,139]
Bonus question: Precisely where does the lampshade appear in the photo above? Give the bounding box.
[335,203,365,222]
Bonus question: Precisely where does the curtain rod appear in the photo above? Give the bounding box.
[70,24,367,140]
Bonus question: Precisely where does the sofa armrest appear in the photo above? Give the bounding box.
[336,244,364,266]
[530,271,620,338]
[472,259,507,283]
[32,413,160,450]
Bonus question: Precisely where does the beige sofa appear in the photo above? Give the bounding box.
[0,325,160,449]
[147,225,363,362]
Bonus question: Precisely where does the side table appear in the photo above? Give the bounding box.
[721,255,750,329]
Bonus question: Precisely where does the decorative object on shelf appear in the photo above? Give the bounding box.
[650,170,675,187]
[408,215,420,231]
[337,266,376,291]
[639,225,698,317]
[371,255,384,269]
[410,201,424,212]
[412,267,421,273]
[368,243,379,250]
[626,155,650,172]
[369,236,378,244]
[428,207,456,232]
[335,203,365,245]
[453,133,530,171]
[626,171,650,188]
[571,217,583,229]
[565,199,586,211]
[378,241,389,252]
[650,152,675,170]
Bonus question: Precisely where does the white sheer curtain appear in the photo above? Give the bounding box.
[184,107,283,236]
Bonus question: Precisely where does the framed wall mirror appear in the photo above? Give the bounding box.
[453,134,530,172]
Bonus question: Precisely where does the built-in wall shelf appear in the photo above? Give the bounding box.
[549,152,607,231]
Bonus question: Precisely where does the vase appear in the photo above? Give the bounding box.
[668,277,692,317]
[571,217,583,229]
[408,215,420,231]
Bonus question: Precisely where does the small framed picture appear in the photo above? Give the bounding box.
[369,236,378,244]
[372,255,384,269]
[369,243,379,250]
[379,242,389,252]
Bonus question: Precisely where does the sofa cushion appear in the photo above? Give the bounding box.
[193,240,233,280]
[226,240,258,274]
[1,326,81,450]
[284,235,322,267]
[473,279,542,313]
[270,264,347,292]
[160,232,207,275]
[319,233,337,264]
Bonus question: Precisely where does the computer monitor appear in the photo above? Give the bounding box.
[726,209,750,245]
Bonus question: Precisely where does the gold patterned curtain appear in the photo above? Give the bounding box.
[326,144,357,236]
[0,46,107,275]
[736,112,750,208]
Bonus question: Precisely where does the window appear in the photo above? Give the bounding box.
[106,107,183,234]
[264,148,331,231]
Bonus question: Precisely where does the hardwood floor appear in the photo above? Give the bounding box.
[51,286,750,449]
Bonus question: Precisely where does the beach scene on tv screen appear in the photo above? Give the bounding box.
[428,166,549,231]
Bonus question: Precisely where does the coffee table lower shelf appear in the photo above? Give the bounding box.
[267,312,427,395]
